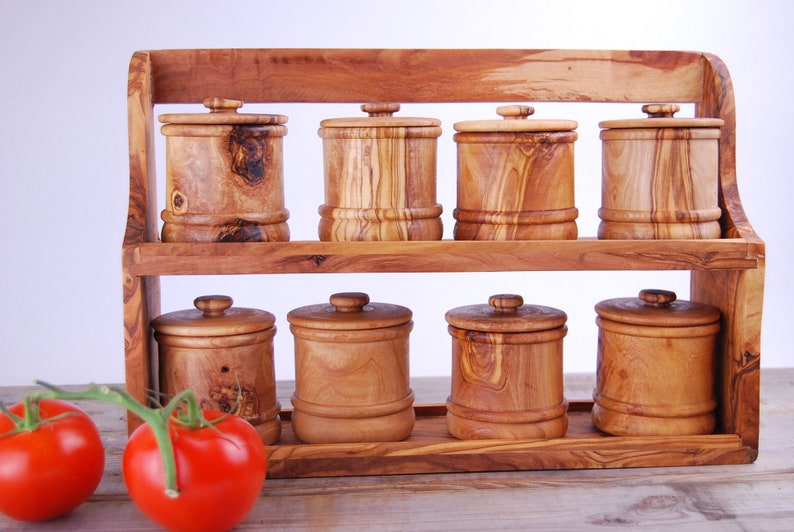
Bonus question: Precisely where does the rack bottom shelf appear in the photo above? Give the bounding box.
[265,402,754,478]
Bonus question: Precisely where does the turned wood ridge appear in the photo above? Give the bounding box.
[124,49,764,477]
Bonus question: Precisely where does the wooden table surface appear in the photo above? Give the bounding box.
[1,369,792,531]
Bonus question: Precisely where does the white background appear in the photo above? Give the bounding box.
[0,0,790,387]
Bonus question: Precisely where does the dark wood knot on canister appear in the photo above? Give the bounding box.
[152,295,281,444]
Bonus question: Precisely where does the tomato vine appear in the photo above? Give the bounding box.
[29,381,229,497]
[2,381,267,530]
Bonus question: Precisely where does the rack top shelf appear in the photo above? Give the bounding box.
[126,48,764,265]
[142,48,709,105]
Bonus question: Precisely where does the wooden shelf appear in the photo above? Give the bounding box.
[123,238,761,276]
[266,403,752,478]
[123,48,765,476]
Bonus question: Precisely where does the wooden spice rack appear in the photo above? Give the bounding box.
[123,49,765,477]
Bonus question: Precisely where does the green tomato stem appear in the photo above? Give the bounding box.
[22,399,38,428]
[0,400,25,427]
[29,382,188,498]
[0,395,77,436]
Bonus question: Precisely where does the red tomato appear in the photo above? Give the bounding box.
[122,409,267,532]
[0,399,105,521]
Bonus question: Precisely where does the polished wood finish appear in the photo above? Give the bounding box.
[287,293,415,443]
[123,238,759,275]
[3,370,791,530]
[153,295,282,444]
[598,104,723,239]
[445,295,568,439]
[593,289,721,436]
[318,103,443,241]
[124,49,764,472]
[159,98,289,243]
[453,105,578,240]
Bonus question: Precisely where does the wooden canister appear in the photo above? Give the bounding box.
[287,292,415,443]
[445,294,569,439]
[159,98,289,242]
[598,104,724,239]
[317,103,443,241]
[453,106,579,240]
[592,289,721,436]
[152,295,281,444]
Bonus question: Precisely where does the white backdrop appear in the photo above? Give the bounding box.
[0,0,789,386]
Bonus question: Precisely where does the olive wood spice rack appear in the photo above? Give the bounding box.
[123,49,764,478]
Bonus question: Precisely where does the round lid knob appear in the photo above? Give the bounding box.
[642,104,679,119]
[496,105,535,120]
[329,292,370,313]
[204,97,244,114]
[194,295,234,316]
[489,294,524,313]
[361,103,401,117]
[639,289,676,307]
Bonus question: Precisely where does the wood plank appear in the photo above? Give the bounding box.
[124,238,760,276]
[123,51,160,433]
[120,270,159,433]
[264,408,751,478]
[147,49,706,105]
[0,369,791,530]
[125,51,158,247]
[700,53,761,243]
[692,267,765,453]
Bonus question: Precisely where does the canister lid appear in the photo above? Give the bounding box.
[286,292,412,330]
[158,98,288,125]
[599,104,723,129]
[151,295,276,337]
[445,294,567,332]
[454,105,578,133]
[595,289,721,327]
[319,103,441,128]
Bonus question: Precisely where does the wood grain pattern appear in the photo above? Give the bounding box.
[121,48,765,470]
[121,272,159,432]
[689,55,763,454]
[4,371,792,530]
[691,267,764,452]
[592,290,721,436]
[154,296,282,444]
[123,239,760,276]
[593,321,719,436]
[146,49,706,104]
[446,328,569,440]
[446,295,568,439]
[699,53,759,242]
[598,122,722,239]
[454,129,578,240]
[124,52,160,432]
[159,99,289,243]
[287,293,415,443]
[125,52,158,247]
[318,105,442,241]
